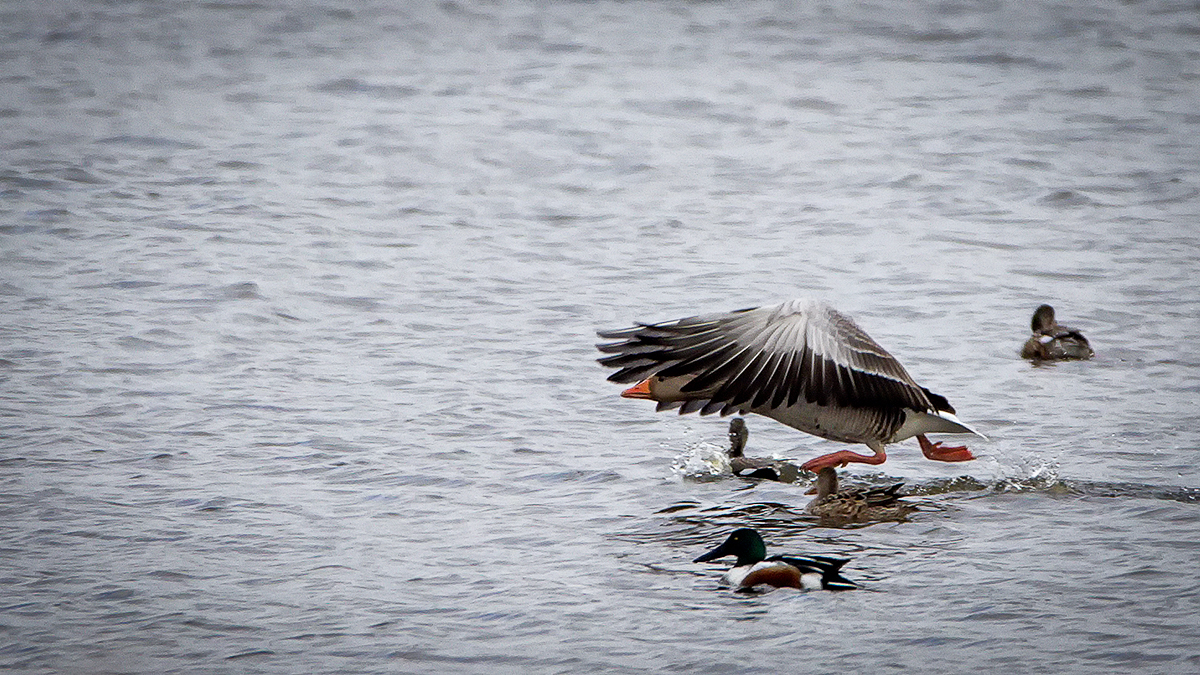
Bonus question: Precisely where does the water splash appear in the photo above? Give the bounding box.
[669,440,730,481]
[992,455,1065,492]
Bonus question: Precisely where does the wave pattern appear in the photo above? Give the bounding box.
[1,0,1198,672]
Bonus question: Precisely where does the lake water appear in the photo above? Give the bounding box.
[2,0,1199,673]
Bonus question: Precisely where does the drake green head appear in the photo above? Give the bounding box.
[693,527,766,567]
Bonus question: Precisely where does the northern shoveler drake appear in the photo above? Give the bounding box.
[805,467,916,522]
[1020,304,1094,361]
[726,417,799,482]
[692,528,857,591]
[597,298,986,473]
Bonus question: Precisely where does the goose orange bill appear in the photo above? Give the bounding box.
[620,379,654,399]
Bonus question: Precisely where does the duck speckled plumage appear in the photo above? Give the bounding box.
[805,467,917,523]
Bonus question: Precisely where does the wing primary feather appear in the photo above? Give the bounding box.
[712,349,773,408]
[658,341,741,381]
[820,356,842,407]
[809,350,828,406]
[606,363,665,384]
[768,348,798,409]
[680,342,759,394]
[747,348,787,409]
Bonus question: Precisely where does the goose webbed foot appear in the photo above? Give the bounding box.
[917,434,975,462]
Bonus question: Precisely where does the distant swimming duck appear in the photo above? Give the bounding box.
[805,467,917,522]
[693,528,857,591]
[1020,304,1094,361]
[726,418,799,482]
[598,298,986,473]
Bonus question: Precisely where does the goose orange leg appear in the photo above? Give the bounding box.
[800,447,886,473]
[918,434,975,462]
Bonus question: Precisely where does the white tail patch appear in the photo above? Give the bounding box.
[891,409,988,443]
[800,572,824,590]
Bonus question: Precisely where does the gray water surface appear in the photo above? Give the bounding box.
[2,1,1199,673]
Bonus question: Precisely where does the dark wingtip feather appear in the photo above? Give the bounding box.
[606,365,660,383]
[922,388,955,414]
[808,555,849,573]
[823,574,859,590]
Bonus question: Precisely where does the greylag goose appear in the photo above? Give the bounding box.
[596,298,984,472]
[805,467,916,522]
[1020,304,1093,361]
[693,528,857,591]
[726,417,799,482]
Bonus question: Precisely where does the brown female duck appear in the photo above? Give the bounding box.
[1020,304,1093,361]
[805,467,916,522]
